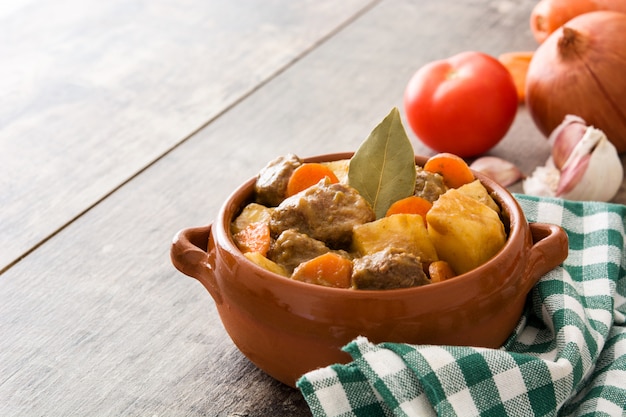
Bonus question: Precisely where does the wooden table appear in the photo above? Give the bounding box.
[2,1,624,415]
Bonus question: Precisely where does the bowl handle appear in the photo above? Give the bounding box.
[523,222,569,292]
[170,224,222,304]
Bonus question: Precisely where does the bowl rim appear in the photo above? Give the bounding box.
[213,152,526,298]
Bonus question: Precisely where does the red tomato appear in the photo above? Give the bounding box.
[403,51,518,158]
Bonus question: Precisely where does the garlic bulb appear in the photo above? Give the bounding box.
[523,116,623,202]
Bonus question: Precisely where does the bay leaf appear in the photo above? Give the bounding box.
[348,107,416,218]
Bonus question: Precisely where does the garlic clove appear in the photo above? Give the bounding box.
[554,125,599,196]
[556,154,589,196]
[469,156,523,187]
[549,114,588,169]
[559,129,623,202]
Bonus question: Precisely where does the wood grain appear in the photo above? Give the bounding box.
[0,0,376,273]
[2,0,622,416]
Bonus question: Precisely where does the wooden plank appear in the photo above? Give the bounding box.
[2,0,614,415]
[0,0,376,273]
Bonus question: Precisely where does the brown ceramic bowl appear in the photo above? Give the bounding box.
[171,152,568,388]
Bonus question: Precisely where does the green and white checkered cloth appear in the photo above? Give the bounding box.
[297,195,626,416]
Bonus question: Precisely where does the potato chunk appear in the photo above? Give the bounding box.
[321,159,350,184]
[352,214,438,264]
[456,180,500,213]
[244,252,289,277]
[231,203,273,234]
[426,188,506,275]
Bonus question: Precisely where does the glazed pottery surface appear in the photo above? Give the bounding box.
[171,153,569,387]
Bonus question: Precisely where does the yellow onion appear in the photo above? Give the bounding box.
[525,11,626,153]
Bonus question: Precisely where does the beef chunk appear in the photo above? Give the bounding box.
[415,168,447,202]
[268,229,330,274]
[270,178,375,248]
[255,153,302,206]
[352,248,430,290]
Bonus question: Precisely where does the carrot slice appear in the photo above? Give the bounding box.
[385,196,433,223]
[423,153,475,189]
[286,163,339,196]
[428,260,456,283]
[498,51,534,103]
[232,221,271,256]
[291,252,353,288]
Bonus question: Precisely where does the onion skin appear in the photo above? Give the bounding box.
[529,0,626,44]
[525,11,626,153]
[530,0,598,44]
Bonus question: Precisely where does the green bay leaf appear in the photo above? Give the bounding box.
[348,107,416,219]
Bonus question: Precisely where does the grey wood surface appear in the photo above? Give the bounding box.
[0,0,375,273]
[2,0,624,416]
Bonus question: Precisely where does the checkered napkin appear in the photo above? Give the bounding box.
[297,195,626,416]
